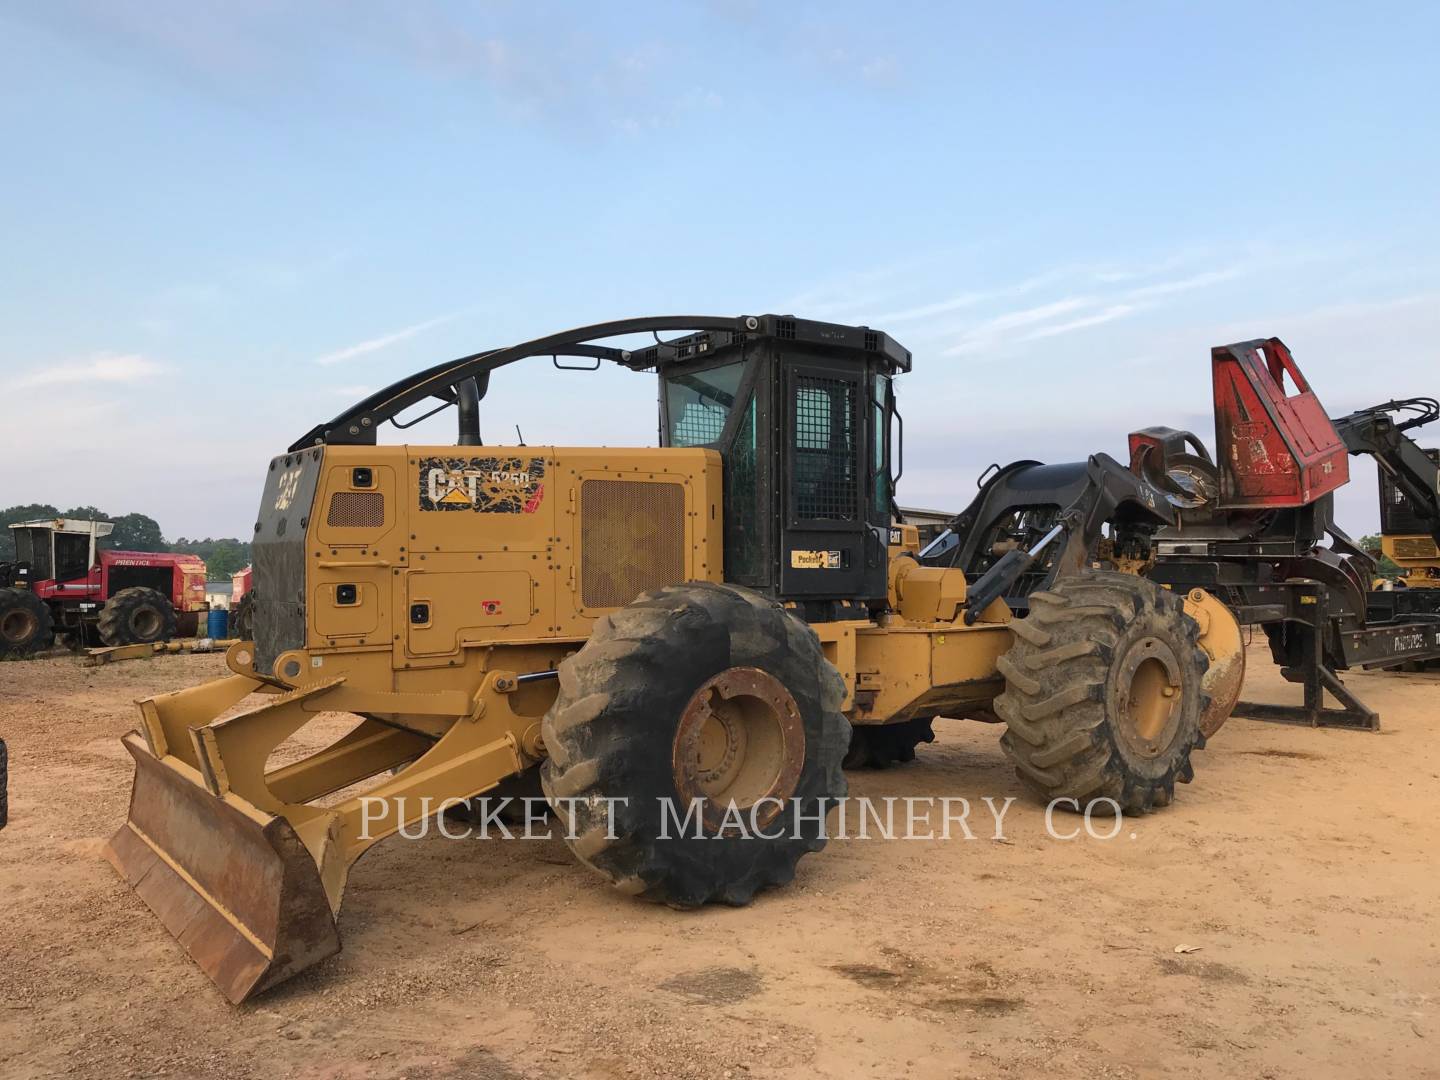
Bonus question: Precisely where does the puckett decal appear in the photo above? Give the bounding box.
[418,456,546,513]
[791,549,843,570]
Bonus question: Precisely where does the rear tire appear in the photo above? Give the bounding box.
[541,582,849,907]
[996,572,1208,814]
[0,588,52,657]
[98,587,177,646]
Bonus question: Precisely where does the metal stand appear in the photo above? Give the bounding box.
[1233,586,1381,731]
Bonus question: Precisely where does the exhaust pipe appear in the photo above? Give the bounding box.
[457,375,486,445]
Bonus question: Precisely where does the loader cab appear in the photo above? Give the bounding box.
[656,318,910,615]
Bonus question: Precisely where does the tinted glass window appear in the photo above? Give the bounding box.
[665,362,745,447]
[19,528,52,579]
[873,374,891,517]
[55,533,90,582]
[723,395,762,583]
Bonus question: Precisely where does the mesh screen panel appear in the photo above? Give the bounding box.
[671,404,728,446]
[1380,449,1440,536]
[326,491,385,528]
[792,375,857,521]
[580,480,686,608]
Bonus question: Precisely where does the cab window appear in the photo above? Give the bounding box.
[665,362,745,447]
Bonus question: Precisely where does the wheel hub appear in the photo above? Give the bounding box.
[1,608,37,644]
[1113,636,1183,759]
[132,608,163,640]
[672,667,805,833]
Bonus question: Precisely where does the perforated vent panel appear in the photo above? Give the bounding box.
[327,491,385,528]
[580,480,686,608]
[1394,537,1440,560]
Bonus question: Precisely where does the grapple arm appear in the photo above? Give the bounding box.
[1333,398,1440,546]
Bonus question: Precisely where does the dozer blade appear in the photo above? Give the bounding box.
[105,733,340,1004]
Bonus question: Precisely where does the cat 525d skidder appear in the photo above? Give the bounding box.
[106,315,1242,1002]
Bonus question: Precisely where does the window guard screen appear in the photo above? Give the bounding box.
[792,374,858,522]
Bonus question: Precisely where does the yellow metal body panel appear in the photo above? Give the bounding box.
[1382,534,1440,587]
[288,443,722,677]
[813,574,1012,727]
[890,560,969,623]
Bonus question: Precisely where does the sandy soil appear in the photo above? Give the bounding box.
[2,643,1438,1079]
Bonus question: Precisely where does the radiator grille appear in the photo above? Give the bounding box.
[326,491,385,528]
[1394,537,1440,560]
[580,480,686,608]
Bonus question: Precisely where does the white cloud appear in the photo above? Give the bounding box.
[314,313,456,365]
[941,297,1093,355]
[1124,267,1244,300]
[922,261,1246,356]
[1022,303,1138,341]
[15,352,167,389]
[870,268,1070,328]
[872,291,988,325]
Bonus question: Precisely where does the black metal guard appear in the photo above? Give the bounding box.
[290,315,755,451]
[1232,583,1380,731]
[290,314,910,452]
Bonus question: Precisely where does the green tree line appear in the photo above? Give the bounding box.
[1359,535,1404,578]
[0,504,250,579]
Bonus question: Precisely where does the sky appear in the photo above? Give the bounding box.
[1,1,1437,540]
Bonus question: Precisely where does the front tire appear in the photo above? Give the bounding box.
[0,588,52,657]
[996,572,1208,814]
[98,587,177,646]
[541,582,849,907]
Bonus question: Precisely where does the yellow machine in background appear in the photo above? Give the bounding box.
[1378,447,1440,591]
[106,315,1243,1002]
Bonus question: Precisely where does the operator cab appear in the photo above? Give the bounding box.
[300,314,911,615]
[654,318,910,615]
[7,519,112,586]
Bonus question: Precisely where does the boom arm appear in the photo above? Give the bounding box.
[1332,397,1440,545]
[955,453,1176,624]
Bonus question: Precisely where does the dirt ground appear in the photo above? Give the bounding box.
[2,643,1439,1080]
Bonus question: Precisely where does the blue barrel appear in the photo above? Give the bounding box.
[206,608,229,639]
